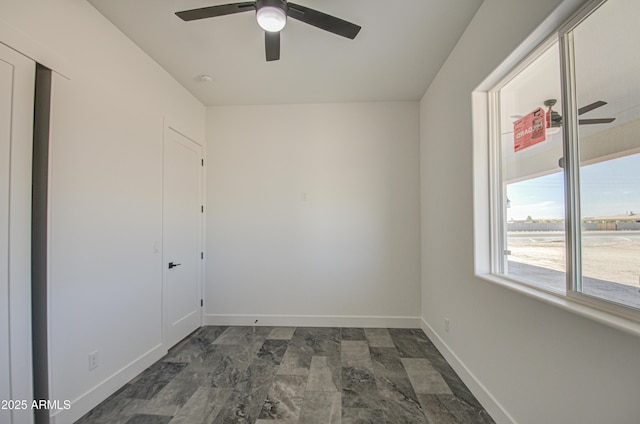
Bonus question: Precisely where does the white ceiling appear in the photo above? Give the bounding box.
[87,0,483,106]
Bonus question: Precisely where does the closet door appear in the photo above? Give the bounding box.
[0,42,35,424]
[162,126,203,348]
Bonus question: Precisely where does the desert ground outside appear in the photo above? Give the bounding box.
[507,230,640,288]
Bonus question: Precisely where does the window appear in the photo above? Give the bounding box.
[487,0,640,317]
[493,40,567,293]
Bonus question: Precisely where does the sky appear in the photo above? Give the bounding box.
[507,152,640,220]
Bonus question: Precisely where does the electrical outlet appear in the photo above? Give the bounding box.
[88,351,99,371]
[444,318,450,333]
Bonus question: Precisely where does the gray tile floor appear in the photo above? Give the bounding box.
[75,326,494,423]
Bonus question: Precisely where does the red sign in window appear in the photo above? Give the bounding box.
[513,107,547,152]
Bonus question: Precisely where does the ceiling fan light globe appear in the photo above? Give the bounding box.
[256,6,286,32]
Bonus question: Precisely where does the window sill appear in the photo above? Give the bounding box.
[476,272,640,338]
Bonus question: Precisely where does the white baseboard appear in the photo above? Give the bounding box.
[419,318,516,424]
[50,343,167,424]
[205,313,421,329]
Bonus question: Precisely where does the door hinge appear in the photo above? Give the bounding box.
[200,252,204,260]
[201,205,204,213]
[201,158,204,167]
[200,299,203,307]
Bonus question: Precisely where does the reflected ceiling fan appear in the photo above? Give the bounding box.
[175,0,361,62]
[544,98,616,169]
[544,98,616,127]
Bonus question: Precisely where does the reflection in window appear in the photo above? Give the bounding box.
[572,0,640,309]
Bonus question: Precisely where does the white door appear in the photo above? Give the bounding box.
[163,127,203,348]
[0,43,35,424]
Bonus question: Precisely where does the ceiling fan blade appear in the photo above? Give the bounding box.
[287,3,361,39]
[176,2,255,21]
[578,100,607,115]
[265,31,280,61]
[579,118,616,125]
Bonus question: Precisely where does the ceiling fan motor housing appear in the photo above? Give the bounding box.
[544,99,563,127]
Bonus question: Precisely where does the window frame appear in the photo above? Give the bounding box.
[478,0,640,329]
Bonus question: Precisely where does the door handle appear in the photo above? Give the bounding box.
[168,262,182,269]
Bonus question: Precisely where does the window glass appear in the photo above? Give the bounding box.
[497,42,566,292]
[572,0,640,308]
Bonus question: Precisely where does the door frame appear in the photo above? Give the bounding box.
[161,122,204,348]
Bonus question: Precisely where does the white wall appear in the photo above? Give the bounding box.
[0,1,205,423]
[206,103,421,327]
[420,0,640,423]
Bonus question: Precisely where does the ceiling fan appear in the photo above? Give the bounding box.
[505,98,616,137]
[175,0,362,62]
[544,98,616,127]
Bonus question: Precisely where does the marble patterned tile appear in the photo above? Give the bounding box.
[256,339,289,366]
[341,341,373,370]
[211,326,271,345]
[422,346,457,376]
[420,394,496,424]
[77,414,133,424]
[422,346,485,410]
[255,418,290,424]
[277,345,313,376]
[143,378,198,409]
[380,397,427,424]
[202,343,264,385]
[388,328,432,358]
[341,407,384,424]
[215,364,280,423]
[340,328,366,341]
[401,358,453,395]
[74,394,138,423]
[298,391,341,424]
[126,399,182,418]
[369,347,407,380]
[306,356,340,392]
[255,421,298,424]
[258,374,307,421]
[267,327,296,340]
[411,328,432,342]
[173,362,217,386]
[197,325,229,342]
[124,414,172,424]
[375,374,418,403]
[291,327,341,357]
[162,335,211,364]
[78,326,494,424]
[210,326,247,345]
[418,393,458,423]
[341,367,380,409]
[235,363,278,397]
[364,328,395,348]
[120,362,188,400]
[255,421,291,424]
[168,387,232,424]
